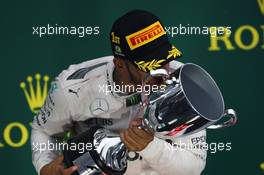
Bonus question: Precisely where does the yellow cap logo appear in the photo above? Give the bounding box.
[167,45,182,59]
[134,59,166,72]
[126,21,166,50]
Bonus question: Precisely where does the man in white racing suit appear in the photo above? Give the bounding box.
[31,10,207,175]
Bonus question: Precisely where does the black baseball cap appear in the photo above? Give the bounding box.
[110,10,182,73]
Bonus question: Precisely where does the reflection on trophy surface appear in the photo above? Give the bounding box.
[63,63,238,175]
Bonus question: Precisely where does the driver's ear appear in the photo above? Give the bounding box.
[113,57,125,69]
[163,63,170,71]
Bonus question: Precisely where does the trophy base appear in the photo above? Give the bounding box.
[63,126,126,175]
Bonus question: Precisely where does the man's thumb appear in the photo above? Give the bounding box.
[55,155,64,164]
[130,118,142,127]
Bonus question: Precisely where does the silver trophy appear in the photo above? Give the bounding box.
[63,63,237,175]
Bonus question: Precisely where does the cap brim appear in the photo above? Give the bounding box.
[131,43,182,72]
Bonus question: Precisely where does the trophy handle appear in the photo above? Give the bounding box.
[207,109,237,129]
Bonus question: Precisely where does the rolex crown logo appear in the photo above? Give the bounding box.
[20,73,50,114]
